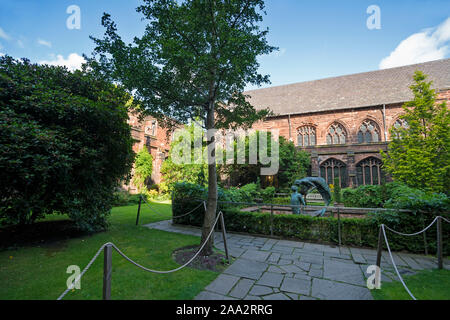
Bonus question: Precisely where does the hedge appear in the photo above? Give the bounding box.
[172,183,450,255]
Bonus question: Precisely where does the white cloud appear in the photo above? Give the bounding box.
[0,27,11,41]
[380,17,450,69]
[37,38,52,48]
[39,53,86,71]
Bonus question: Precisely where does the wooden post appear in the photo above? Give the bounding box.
[136,195,142,226]
[437,216,443,270]
[376,226,383,269]
[337,208,342,247]
[219,212,230,264]
[422,218,429,256]
[103,244,112,300]
[270,205,274,237]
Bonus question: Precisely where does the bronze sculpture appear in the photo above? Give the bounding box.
[291,177,332,216]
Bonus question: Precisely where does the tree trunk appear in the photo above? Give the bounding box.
[201,101,218,256]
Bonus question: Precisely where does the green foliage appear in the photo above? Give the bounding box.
[160,124,208,194]
[333,178,342,204]
[0,56,135,231]
[342,182,449,212]
[88,0,275,131]
[132,148,153,193]
[261,186,276,203]
[240,183,260,200]
[381,71,450,193]
[220,134,310,188]
[173,182,450,254]
[112,191,142,207]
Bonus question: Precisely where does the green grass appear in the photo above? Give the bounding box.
[372,269,450,300]
[0,201,220,300]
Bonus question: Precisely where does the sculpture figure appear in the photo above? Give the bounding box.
[290,185,305,215]
[291,177,332,216]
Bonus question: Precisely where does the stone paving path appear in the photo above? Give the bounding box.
[146,220,449,300]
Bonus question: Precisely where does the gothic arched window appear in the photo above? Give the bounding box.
[392,118,409,139]
[297,126,316,147]
[356,157,384,186]
[357,120,380,143]
[320,158,347,188]
[326,123,347,145]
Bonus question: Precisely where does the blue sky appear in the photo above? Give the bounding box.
[1,0,449,90]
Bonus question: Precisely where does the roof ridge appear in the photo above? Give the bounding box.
[244,58,450,94]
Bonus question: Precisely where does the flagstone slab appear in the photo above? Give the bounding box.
[241,249,271,262]
[205,274,240,295]
[256,272,284,288]
[280,277,311,295]
[323,260,366,286]
[249,285,273,296]
[311,278,373,300]
[223,258,268,280]
[229,278,255,299]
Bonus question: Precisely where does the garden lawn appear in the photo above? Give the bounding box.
[372,269,450,300]
[0,201,219,300]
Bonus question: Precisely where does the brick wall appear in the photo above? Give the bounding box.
[251,89,450,187]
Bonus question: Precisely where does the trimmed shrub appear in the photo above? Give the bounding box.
[173,182,450,255]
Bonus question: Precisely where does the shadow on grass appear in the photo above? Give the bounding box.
[0,220,89,251]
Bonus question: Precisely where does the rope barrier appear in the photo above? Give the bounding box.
[57,243,108,301]
[384,216,439,237]
[381,225,417,300]
[57,211,224,300]
[111,211,223,274]
[379,216,449,300]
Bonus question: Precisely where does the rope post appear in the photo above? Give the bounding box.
[103,244,112,300]
[219,212,230,264]
[437,216,443,270]
[136,195,142,226]
[376,225,383,269]
[337,207,342,247]
[270,205,274,237]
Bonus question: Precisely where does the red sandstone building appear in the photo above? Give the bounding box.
[127,113,174,192]
[248,59,450,188]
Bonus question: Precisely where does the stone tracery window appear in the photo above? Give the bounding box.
[392,118,409,139]
[326,123,347,145]
[357,120,380,143]
[320,158,347,188]
[297,126,316,147]
[356,157,384,186]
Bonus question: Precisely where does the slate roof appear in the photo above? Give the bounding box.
[244,58,450,117]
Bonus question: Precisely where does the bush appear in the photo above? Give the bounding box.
[0,56,135,231]
[173,182,450,254]
[261,186,276,203]
[342,182,428,209]
[112,191,141,207]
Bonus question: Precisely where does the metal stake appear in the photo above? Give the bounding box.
[103,244,112,300]
[437,216,443,270]
[219,212,230,264]
[376,226,383,269]
[136,195,142,226]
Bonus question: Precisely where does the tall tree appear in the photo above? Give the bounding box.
[88,0,275,254]
[381,71,450,193]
